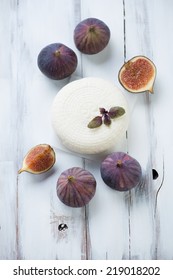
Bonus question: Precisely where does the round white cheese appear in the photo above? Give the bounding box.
[51,77,129,154]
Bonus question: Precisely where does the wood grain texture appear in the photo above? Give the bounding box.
[150,0,173,259]
[0,0,173,260]
[124,0,156,260]
[0,162,17,259]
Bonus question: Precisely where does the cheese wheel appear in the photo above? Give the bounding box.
[51,77,129,154]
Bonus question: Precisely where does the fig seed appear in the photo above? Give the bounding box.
[18,144,56,174]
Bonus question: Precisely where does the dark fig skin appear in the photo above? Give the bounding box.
[57,167,96,208]
[37,43,78,80]
[74,18,110,54]
[100,152,142,191]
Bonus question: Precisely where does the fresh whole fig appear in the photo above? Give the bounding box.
[74,18,110,54]
[37,43,78,80]
[56,167,96,207]
[100,152,142,191]
[18,144,56,174]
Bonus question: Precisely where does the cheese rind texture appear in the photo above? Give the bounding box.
[51,77,129,154]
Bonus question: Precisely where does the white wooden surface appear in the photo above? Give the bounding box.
[0,0,173,260]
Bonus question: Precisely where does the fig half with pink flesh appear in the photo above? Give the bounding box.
[118,56,156,93]
[18,144,56,174]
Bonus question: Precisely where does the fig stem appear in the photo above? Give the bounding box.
[116,160,122,167]
[148,87,154,94]
[89,26,95,32]
[67,175,75,182]
[54,50,61,57]
[18,168,24,174]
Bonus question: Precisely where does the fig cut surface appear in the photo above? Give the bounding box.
[18,144,56,174]
[118,56,156,93]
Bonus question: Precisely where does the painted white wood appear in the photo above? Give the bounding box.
[150,0,173,259]
[124,0,173,260]
[85,158,130,260]
[0,0,173,260]
[14,0,88,259]
[18,150,87,259]
[79,0,130,260]
[124,0,156,259]
[0,162,17,259]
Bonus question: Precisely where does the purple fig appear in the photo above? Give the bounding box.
[74,18,110,54]
[100,152,142,191]
[57,167,96,207]
[37,43,77,80]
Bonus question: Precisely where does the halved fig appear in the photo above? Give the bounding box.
[18,144,56,174]
[118,56,156,93]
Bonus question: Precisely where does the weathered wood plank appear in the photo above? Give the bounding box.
[0,0,173,260]
[0,162,17,259]
[0,0,18,162]
[123,0,173,259]
[85,158,130,260]
[15,0,88,259]
[150,0,173,259]
[18,150,87,259]
[80,0,130,260]
[0,0,19,260]
[124,0,157,259]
